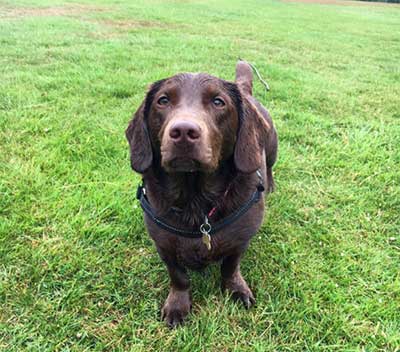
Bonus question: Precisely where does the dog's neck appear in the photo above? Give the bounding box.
[143,158,254,227]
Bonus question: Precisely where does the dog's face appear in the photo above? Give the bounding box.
[147,74,240,173]
[126,73,270,174]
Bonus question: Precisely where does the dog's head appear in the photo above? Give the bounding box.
[126,62,270,174]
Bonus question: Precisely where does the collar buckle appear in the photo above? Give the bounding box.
[136,184,145,200]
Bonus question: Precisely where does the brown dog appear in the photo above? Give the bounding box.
[126,61,278,327]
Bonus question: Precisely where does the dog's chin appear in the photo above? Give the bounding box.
[163,157,214,174]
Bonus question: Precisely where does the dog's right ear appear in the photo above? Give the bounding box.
[125,101,152,173]
[126,79,166,173]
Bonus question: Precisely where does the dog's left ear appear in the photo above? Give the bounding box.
[234,95,271,173]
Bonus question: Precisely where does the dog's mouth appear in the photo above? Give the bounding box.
[166,158,201,173]
[160,142,217,174]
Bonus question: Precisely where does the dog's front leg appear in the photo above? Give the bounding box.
[221,253,255,309]
[161,261,192,328]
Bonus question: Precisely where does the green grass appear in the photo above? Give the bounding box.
[1,0,399,350]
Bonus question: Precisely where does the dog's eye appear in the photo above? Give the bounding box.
[212,97,225,107]
[157,96,169,106]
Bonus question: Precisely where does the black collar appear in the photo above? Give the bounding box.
[136,170,265,241]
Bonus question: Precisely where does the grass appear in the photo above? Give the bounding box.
[0,0,399,350]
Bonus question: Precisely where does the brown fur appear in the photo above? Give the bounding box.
[126,61,278,327]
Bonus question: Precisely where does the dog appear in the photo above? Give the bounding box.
[126,60,278,327]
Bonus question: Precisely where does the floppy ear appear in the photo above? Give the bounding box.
[234,96,270,173]
[125,102,152,173]
[126,79,167,173]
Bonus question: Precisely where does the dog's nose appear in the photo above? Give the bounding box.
[169,120,201,142]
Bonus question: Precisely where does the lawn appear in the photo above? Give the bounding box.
[0,0,399,350]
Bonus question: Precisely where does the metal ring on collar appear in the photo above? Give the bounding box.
[200,222,211,234]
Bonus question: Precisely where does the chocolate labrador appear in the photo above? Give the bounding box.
[126,60,278,327]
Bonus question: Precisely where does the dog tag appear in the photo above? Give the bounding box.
[200,216,212,251]
[202,233,211,251]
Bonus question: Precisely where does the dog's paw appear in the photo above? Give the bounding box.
[231,288,256,309]
[222,273,256,309]
[161,289,192,328]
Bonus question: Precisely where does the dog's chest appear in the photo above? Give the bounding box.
[172,216,238,270]
[175,236,228,270]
